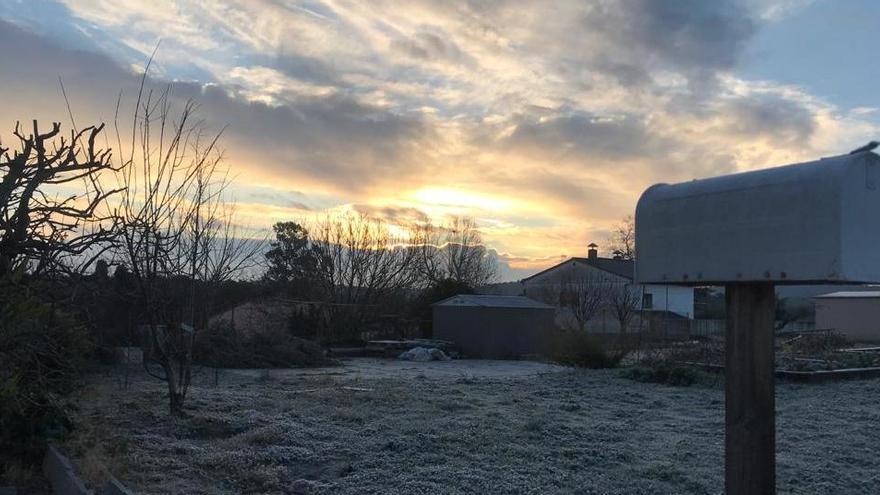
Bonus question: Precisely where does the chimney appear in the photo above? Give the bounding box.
[588,242,598,259]
[612,250,623,260]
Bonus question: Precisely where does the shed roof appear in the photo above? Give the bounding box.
[570,257,633,279]
[521,257,633,283]
[815,291,880,299]
[432,294,553,309]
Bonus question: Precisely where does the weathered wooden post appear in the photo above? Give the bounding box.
[725,282,775,494]
[635,146,880,494]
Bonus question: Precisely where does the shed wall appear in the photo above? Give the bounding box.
[815,298,880,342]
[432,306,554,358]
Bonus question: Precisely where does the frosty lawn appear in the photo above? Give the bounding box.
[66,359,880,494]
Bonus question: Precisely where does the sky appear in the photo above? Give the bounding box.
[2,0,880,281]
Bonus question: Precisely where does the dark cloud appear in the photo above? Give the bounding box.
[272,51,347,87]
[236,186,313,210]
[581,0,756,83]
[721,94,816,144]
[350,204,429,224]
[0,18,433,192]
[390,30,474,66]
[502,112,667,162]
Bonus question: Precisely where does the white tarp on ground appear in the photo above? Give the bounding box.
[398,347,451,362]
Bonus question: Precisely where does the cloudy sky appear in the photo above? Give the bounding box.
[2,0,879,280]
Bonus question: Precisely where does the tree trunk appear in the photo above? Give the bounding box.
[163,361,187,417]
[169,390,186,417]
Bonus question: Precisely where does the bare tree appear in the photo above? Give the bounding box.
[415,216,497,288]
[606,282,641,334]
[112,78,254,415]
[774,296,812,331]
[529,271,609,332]
[310,212,422,341]
[560,272,610,332]
[607,214,635,260]
[185,199,266,330]
[0,121,120,277]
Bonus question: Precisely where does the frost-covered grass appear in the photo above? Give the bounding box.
[65,359,880,494]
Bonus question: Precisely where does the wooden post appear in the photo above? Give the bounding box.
[725,283,776,495]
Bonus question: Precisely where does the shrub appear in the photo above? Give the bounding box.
[783,330,849,356]
[0,281,92,465]
[621,363,707,387]
[193,323,333,368]
[543,330,627,368]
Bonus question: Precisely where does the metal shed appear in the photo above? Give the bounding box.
[636,150,880,285]
[432,295,555,359]
[814,291,880,342]
[635,146,880,495]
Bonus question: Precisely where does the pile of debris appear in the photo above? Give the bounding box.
[398,346,451,362]
[365,339,458,358]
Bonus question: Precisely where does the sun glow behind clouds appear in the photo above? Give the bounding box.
[5,0,880,281]
[411,187,511,213]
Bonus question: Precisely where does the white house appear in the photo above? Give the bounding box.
[512,243,694,333]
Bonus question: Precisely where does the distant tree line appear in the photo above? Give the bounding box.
[263,214,498,344]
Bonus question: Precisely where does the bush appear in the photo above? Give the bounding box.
[782,330,849,355]
[543,330,627,368]
[193,323,333,368]
[621,363,708,387]
[0,281,92,464]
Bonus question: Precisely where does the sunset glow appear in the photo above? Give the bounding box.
[2,1,880,280]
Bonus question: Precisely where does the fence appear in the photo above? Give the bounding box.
[688,319,815,338]
[690,319,725,337]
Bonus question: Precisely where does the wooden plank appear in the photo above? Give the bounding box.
[101,477,135,495]
[725,283,776,495]
[43,444,92,495]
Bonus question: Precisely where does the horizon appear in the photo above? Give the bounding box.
[3,0,880,281]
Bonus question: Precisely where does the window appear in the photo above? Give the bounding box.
[642,293,653,310]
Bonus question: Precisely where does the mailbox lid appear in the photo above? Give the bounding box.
[635,151,880,285]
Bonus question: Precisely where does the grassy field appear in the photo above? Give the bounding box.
[65,359,880,494]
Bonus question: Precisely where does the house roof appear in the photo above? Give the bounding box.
[432,294,553,309]
[521,256,634,283]
[814,291,880,299]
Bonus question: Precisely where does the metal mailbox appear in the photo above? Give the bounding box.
[635,150,880,285]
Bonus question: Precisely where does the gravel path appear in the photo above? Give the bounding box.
[66,359,880,494]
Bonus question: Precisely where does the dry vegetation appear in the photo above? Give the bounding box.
[63,359,880,495]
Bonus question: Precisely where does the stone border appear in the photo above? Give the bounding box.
[43,445,91,495]
[776,367,880,383]
[43,445,135,495]
[679,361,880,383]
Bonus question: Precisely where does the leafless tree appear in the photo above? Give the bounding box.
[774,296,812,332]
[560,272,610,332]
[529,271,609,332]
[0,121,120,277]
[607,214,635,260]
[606,282,641,334]
[415,216,497,288]
[309,212,422,341]
[112,75,256,415]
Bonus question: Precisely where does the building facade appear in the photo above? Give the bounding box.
[814,291,880,342]
[506,244,695,333]
[432,295,555,358]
